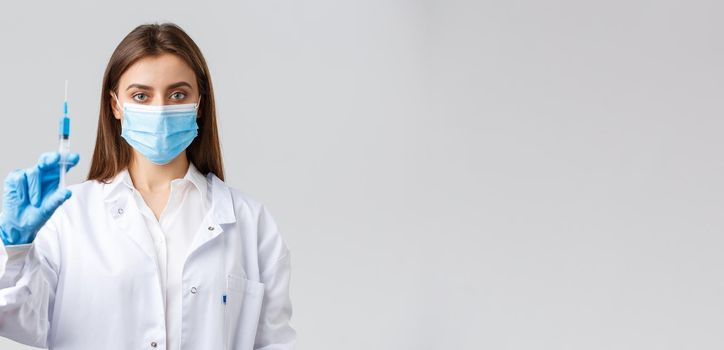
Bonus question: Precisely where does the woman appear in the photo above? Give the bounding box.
[0,23,295,349]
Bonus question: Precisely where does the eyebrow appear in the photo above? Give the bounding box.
[126,81,193,91]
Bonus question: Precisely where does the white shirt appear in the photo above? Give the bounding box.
[116,162,210,350]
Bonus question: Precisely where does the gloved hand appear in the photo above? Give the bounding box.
[0,152,80,245]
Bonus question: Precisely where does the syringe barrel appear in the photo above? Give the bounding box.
[58,137,70,189]
[58,137,70,156]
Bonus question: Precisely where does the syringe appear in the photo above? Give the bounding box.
[59,80,70,189]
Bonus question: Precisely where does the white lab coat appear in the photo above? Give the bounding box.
[0,172,295,349]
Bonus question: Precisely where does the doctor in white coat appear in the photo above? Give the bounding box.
[0,23,295,349]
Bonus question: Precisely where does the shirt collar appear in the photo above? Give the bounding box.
[181,162,209,203]
[102,162,208,203]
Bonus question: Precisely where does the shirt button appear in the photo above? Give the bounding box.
[191,286,198,294]
[117,208,124,215]
[208,226,214,231]
[151,341,157,348]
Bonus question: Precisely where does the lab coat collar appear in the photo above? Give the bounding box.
[101,164,236,225]
[208,172,236,225]
[101,167,133,199]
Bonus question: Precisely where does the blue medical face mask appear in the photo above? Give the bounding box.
[113,93,201,165]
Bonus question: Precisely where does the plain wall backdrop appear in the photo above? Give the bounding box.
[1,0,723,349]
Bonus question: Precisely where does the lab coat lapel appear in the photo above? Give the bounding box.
[187,173,237,255]
[103,172,236,262]
[104,191,158,262]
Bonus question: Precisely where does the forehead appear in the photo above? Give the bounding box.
[119,53,197,90]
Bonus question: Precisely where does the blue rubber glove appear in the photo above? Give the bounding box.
[0,152,80,245]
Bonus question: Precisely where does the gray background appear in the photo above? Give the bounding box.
[1,0,722,349]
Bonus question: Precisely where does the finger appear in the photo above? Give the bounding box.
[26,166,42,207]
[3,169,27,204]
[3,169,29,205]
[40,171,60,198]
[37,152,61,170]
[64,153,81,171]
[36,152,61,197]
[38,153,80,196]
[39,189,72,220]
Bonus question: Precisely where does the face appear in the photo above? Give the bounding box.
[111,53,200,120]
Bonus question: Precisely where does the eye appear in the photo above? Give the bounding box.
[132,93,148,102]
[170,91,187,101]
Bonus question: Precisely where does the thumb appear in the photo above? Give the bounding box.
[39,189,72,220]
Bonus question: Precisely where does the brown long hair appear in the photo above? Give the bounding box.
[87,22,224,183]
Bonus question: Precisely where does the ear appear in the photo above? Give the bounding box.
[110,91,122,120]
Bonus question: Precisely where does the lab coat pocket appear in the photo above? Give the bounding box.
[224,273,266,350]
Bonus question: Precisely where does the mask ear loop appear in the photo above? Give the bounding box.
[111,91,123,113]
[195,95,202,111]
